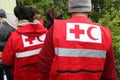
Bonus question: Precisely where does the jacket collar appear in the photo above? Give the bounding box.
[17,20,41,27]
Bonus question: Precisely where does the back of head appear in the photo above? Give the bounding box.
[46,8,57,23]
[30,7,41,20]
[0,9,7,18]
[68,0,92,13]
[30,7,40,15]
[14,4,34,22]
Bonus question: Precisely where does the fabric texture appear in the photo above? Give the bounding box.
[38,16,116,80]
[68,0,92,13]
[2,20,47,80]
[0,19,15,51]
[0,18,15,80]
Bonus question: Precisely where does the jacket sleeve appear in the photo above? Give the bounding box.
[101,47,116,80]
[2,33,15,65]
[100,27,116,80]
[38,26,55,79]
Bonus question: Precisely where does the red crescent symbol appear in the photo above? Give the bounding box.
[37,37,44,42]
[87,26,98,40]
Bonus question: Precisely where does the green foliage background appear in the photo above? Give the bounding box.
[16,0,120,79]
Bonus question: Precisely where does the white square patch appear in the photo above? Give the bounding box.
[22,34,46,47]
[66,23,102,43]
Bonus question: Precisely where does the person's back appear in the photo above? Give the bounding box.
[2,4,47,80]
[0,18,15,50]
[0,9,15,80]
[38,0,116,80]
[51,16,115,80]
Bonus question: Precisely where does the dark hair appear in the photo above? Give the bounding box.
[46,8,57,24]
[0,9,6,18]
[30,7,40,15]
[14,4,34,22]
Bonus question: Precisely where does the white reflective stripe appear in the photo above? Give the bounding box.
[16,49,41,58]
[55,48,106,58]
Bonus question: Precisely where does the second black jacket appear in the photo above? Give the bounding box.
[0,20,15,51]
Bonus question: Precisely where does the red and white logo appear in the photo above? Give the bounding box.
[66,23,102,43]
[22,34,46,47]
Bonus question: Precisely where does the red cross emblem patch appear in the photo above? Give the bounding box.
[66,23,102,43]
[22,34,46,47]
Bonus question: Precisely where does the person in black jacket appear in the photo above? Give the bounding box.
[0,9,15,80]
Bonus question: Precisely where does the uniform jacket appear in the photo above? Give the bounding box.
[38,16,116,80]
[0,18,15,64]
[2,20,47,80]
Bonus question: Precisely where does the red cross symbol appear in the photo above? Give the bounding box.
[25,37,35,44]
[70,25,84,39]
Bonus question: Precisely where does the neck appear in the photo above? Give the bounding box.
[71,13,88,17]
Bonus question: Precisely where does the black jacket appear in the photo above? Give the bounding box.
[0,20,15,51]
